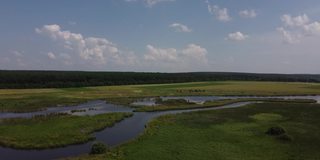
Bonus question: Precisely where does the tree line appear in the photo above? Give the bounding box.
[0,70,319,89]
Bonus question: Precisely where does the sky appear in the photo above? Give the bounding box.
[1,0,320,73]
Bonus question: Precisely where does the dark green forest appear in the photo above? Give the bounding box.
[0,70,319,89]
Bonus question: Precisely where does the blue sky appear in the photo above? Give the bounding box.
[1,0,320,73]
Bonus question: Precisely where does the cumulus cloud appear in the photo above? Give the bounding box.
[278,14,320,43]
[35,24,129,65]
[205,1,231,22]
[281,14,310,27]
[227,32,249,41]
[47,52,56,59]
[303,21,320,35]
[180,44,208,63]
[125,0,175,7]
[35,24,210,71]
[239,10,257,18]
[169,23,192,32]
[209,5,231,22]
[144,44,208,70]
[144,45,178,62]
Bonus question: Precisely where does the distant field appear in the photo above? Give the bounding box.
[1,81,320,112]
[71,102,320,160]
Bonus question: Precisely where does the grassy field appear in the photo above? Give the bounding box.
[0,112,132,149]
[1,81,320,112]
[71,102,320,160]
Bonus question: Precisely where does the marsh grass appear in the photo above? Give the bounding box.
[102,102,320,160]
[2,81,320,112]
[0,112,133,149]
[134,98,317,112]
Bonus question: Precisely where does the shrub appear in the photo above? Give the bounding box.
[266,126,286,136]
[90,142,107,154]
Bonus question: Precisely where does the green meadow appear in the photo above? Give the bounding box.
[0,112,132,149]
[1,81,320,112]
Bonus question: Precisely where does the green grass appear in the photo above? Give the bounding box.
[70,102,320,160]
[0,96,88,113]
[0,112,132,149]
[1,81,320,112]
[250,113,283,121]
[133,98,317,112]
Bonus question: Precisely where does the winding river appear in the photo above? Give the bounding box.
[1,95,320,160]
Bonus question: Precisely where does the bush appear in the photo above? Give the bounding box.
[90,142,107,154]
[266,126,286,136]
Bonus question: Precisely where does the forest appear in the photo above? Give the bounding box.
[1,70,320,89]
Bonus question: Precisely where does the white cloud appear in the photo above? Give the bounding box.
[36,24,125,65]
[278,14,320,43]
[281,14,310,27]
[227,32,249,41]
[47,52,56,59]
[144,45,178,62]
[169,23,192,32]
[239,10,257,18]
[205,1,231,22]
[35,24,210,71]
[144,44,208,70]
[303,21,320,35]
[145,0,175,7]
[125,0,175,7]
[181,44,208,63]
[209,5,231,22]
